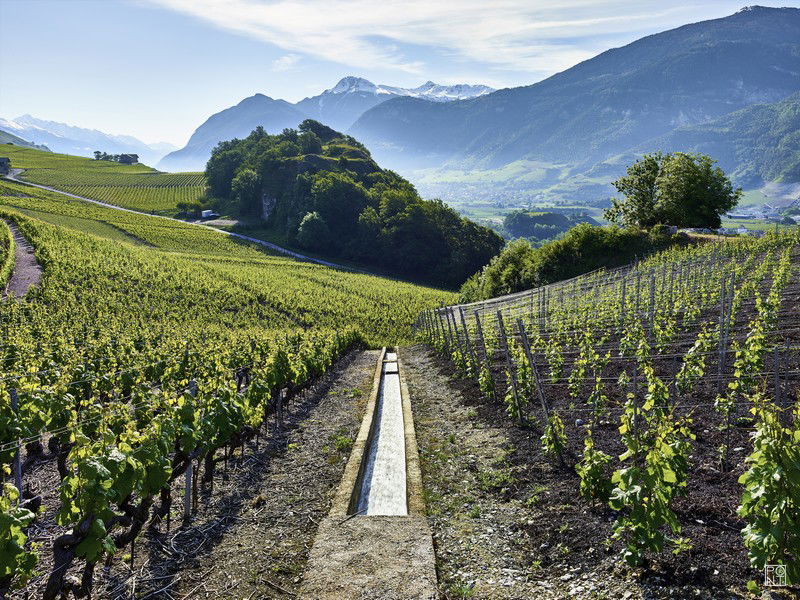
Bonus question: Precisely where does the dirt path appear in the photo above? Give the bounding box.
[4,169,359,272]
[401,344,546,599]
[3,220,43,298]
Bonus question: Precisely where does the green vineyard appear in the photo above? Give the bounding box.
[1,146,205,213]
[0,173,452,597]
[417,231,800,586]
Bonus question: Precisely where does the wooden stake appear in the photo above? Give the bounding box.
[496,311,521,421]
[11,389,22,495]
[517,319,548,420]
[459,308,478,376]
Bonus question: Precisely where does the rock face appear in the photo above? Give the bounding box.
[261,193,277,221]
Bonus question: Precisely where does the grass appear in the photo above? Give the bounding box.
[415,159,570,186]
[476,467,515,491]
[738,188,773,207]
[720,218,797,232]
[525,484,550,507]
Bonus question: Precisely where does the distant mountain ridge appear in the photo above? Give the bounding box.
[157,77,494,171]
[353,6,800,169]
[350,5,800,199]
[0,115,176,166]
[642,92,800,188]
[0,125,50,152]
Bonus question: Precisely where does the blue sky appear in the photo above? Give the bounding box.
[1,0,798,146]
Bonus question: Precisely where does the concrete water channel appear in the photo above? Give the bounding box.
[356,352,408,516]
[300,348,437,598]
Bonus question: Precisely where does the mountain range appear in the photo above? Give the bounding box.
[640,91,800,188]
[0,115,176,165]
[4,6,799,205]
[159,5,800,203]
[352,6,800,200]
[0,125,50,151]
[156,78,493,171]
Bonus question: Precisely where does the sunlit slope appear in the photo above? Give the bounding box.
[0,145,204,213]
[0,179,454,344]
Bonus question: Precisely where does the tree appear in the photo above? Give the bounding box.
[310,172,367,238]
[605,153,741,228]
[93,151,102,160]
[296,211,331,250]
[604,153,663,228]
[474,238,537,299]
[299,131,323,155]
[231,169,261,217]
[656,153,742,228]
[205,148,243,198]
[299,119,339,144]
[354,206,382,256]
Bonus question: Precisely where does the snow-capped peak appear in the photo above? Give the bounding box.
[329,76,379,94]
[408,81,495,101]
[324,76,494,102]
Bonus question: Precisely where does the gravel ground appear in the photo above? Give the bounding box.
[3,219,43,297]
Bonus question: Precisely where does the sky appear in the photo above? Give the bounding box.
[1,0,798,147]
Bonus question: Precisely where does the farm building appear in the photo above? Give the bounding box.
[0,157,9,175]
[118,154,139,165]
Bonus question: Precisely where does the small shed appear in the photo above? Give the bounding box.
[0,157,10,175]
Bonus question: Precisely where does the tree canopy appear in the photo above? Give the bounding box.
[604,152,741,229]
[460,224,682,302]
[204,120,504,287]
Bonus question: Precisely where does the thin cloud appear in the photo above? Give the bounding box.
[144,0,744,76]
[271,53,301,71]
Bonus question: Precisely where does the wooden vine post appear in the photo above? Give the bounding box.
[447,308,466,364]
[184,379,197,521]
[496,310,521,422]
[473,311,489,368]
[434,309,446,350]
[474,310,498,399]
[459,307,478,375]
[11,388,22,495]
[517,319,549,421]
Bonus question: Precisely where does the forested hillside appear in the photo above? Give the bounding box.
[643,92,800,188]
[352,6,800,205]
[206,120,505,287]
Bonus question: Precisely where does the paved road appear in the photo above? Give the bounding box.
[4,169,358,271]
